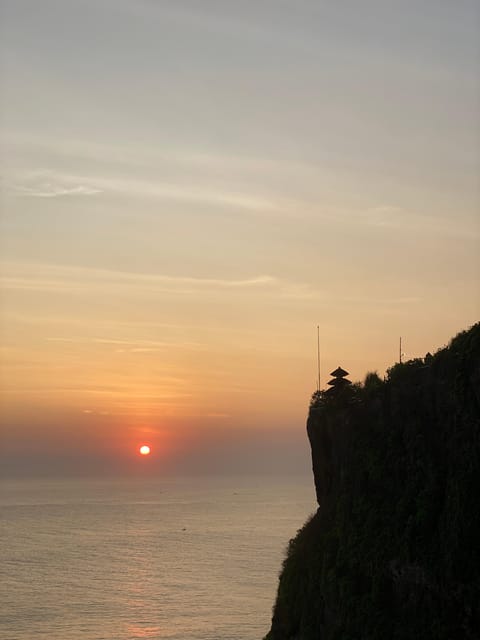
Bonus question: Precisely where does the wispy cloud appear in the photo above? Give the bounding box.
[339,295,421,306]
[45,336,207,351]
[7,167,279,213]
[364,205,404,227]
[1,261,317,300]
[5,387,192,401]
[362,204,479,239]
[10,172,102,198]
[15,184,102,198]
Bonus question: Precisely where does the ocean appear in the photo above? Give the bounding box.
[0,476,315,640]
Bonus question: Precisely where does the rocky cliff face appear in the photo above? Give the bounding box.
[265,323,480,640]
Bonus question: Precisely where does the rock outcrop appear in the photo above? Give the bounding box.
[265,323,480,640]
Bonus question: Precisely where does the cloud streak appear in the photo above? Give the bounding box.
[14,184,102,198]
[10,172,103,198]
[45,336,207,351]
[7,168,279,213]
[1,262,317,300]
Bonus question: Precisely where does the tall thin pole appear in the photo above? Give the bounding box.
[399,336,402,364]
[317,325,321,391]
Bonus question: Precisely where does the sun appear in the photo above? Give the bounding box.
[139,444,151,456]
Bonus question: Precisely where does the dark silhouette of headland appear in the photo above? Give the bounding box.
[265,323,480,640]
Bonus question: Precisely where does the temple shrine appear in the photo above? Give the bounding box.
[325,366,351,394]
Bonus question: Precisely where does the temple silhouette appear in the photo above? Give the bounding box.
[325,366,351,395]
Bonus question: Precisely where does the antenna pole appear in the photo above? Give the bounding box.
[317,325,321,391]
[399,336,402,364]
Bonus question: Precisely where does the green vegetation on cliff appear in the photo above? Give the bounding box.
[266,323,480,640]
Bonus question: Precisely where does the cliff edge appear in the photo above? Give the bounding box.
[265,323,480,640]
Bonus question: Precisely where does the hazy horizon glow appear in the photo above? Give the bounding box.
[1,0,479,477]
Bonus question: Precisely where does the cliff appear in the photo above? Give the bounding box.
[265,323,480,640]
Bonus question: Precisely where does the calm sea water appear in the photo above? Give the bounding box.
[0,476,315,640]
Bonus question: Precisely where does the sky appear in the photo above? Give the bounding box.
[1,0,479,477]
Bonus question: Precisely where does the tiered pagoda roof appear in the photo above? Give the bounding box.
[326,366,351,393]
[329,367,349,379]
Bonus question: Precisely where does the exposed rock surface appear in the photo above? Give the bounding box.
[265,323,480,640]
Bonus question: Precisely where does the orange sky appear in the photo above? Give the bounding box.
[1,1,479,476]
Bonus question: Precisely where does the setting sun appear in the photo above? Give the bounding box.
[139,445,151,456]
